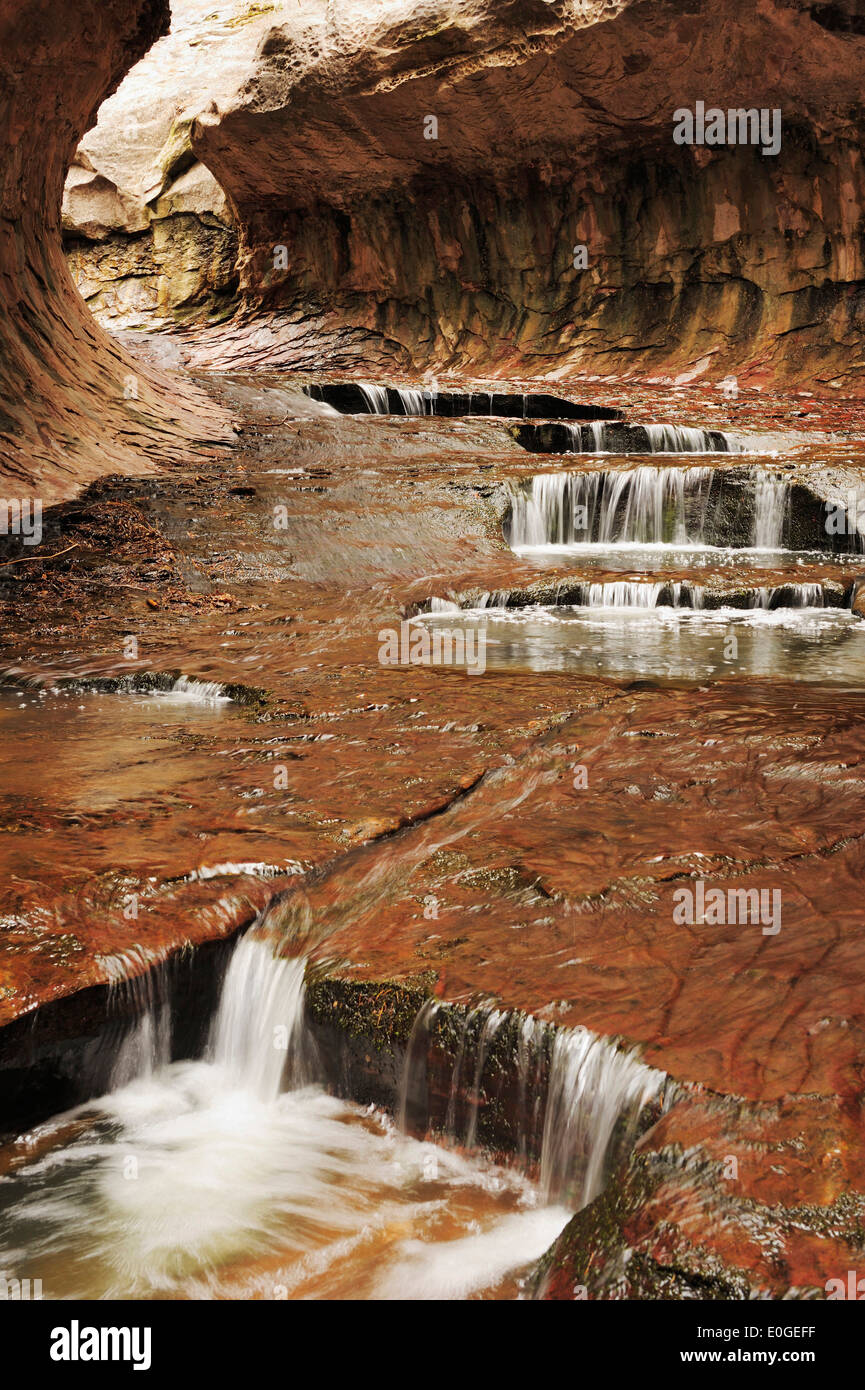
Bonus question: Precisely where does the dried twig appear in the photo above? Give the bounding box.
[0,542,80,568]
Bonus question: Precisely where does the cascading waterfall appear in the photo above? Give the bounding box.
[447,581,829,612]
[210,936,308,1100]
[0,932,667,1300]
[540,1027,662,1208]
[109,961,172,1090]
[562,423,740,453]
[163,675,233,703]
[752,473,789,549]
[643,424,730,453]
[509,466,716,548]
[359,385,434,415]
[581,581,682,608]
[358,382,389,413]
[399,996,665,1212]
[395,387,429,415]
[508,466,788,551]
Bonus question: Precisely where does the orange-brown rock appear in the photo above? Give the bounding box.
[187,0,865,387]
[0,0,232,504]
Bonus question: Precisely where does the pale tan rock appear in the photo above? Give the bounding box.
[63,163,150,241]
[153,163,231,224]
[61,0,288,325]
[0,0,233,504]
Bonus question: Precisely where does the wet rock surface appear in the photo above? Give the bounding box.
[6,0,865,1304]
[2,374,865,1295]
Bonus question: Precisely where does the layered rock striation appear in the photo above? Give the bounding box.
[0,0,232,502]
[186,0,865,384]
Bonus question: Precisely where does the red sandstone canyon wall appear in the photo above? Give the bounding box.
[186,0,865,388]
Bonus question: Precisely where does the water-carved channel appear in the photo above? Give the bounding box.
[0,934,663,1300]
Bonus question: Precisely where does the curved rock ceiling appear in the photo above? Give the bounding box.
[192,0,865,381]
[46,0,865,390]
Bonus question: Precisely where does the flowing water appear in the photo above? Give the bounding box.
[419,602,865,682]
[454,581,836,611]
[507,466,860,557]
[408,461,865,681]
[561,423,742,453]
[4,375,864,1304]
[306,383,623,419]
[355,383,433,415]
[358,382,390,414]
[0,935,662,1300]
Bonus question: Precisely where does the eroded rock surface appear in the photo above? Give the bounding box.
[7,0,865,1304]
[59,0,865,387]
[2,379,865,1296]
[0,0,232,502]
[62,0,283,325]
[185,0,865,386]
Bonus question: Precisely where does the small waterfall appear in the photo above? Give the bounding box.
[748,584,827,610]
[440,581,832,613]
[474,589,516,609]
[587,422,607,452]
[540,1028,661,1208]
[643,424,728,453]
[358,382,389,414]
[103,934,308,1101]
[561,424,738,454]
[399,998,665,1214]
[427,595,462,613]
[582,581,667,608]
[574,581,830,611]
[509,466,718,548]
[5,935,628,1301]
[753,474,788,549]
[109,961,172,1090]
[395,388,428,415]
[210,935,308,1101]
[508,466,798,551]
[164,676,232,704]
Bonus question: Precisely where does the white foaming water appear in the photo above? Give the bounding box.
[370,1207,567,1300]
[359,382,389,413]
[562,423,741,454]
[0,937,578,1300]
[508,466,788,551]
[155,676,231,705]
